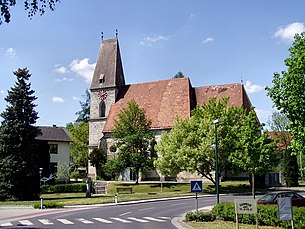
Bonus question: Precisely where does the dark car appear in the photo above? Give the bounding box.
[257,191,305,207]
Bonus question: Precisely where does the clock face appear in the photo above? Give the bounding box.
[98,90,108,101]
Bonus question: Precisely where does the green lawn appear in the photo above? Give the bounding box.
[0,180,252,207]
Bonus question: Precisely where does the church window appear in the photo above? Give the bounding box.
[99,74,105,85]
[99,101,106,117]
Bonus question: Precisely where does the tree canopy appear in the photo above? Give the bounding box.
[155,97,248,184]
[266,32,305,156]
[0,68,43,200]
[75,89,90,123]
[110,100,155,184]
[0,0,60,25]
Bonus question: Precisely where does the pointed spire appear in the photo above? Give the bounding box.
[90,38,125,90]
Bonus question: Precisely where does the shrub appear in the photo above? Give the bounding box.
[188,202,305,229]
[33,201,64,209]
[185,211,215,222]
[41,183,86,193]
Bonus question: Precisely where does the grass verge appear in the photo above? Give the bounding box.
[186,220,280,229]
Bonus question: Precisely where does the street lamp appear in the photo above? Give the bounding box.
[213,119,222,204]
[39,168,43,187]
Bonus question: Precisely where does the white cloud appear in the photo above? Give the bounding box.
[0,90,5,94]
[140,35,170,46]
[69,58,96,83]
[202,37,214,44]
[52,96,65,103]
[54,65,69,74]
[6,48,16,57]
[54,77,74,82]
[274,22,305,43]
[244,80,264,94]
[72,96,80,101]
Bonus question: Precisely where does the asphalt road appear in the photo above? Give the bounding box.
[0,194,253,229]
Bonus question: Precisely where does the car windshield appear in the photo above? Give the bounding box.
[259,193,276,201]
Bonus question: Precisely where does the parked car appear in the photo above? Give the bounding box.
[257,191,305,207]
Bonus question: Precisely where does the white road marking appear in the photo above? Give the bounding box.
[19,220,33,226]
[143,217,166,222]
[57,219,74,224]
[76,218,94,224]
[119,211,131,216]
[0,222,13,226]
[38,219,54,225]
[93,217,113,223]
[111,217,132,223]
[127,217,149,222]
[159,216,171,219]
[138,207,155,211]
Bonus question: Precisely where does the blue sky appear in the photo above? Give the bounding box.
[0,0,304,127]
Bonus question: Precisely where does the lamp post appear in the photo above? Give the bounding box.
[39,168,43,187]
[213,119,222,204]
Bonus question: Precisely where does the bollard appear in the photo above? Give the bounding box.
[115,194,118,204]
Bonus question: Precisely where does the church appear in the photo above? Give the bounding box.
[88,37,253,181]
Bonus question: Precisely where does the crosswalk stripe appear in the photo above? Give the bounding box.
[19,220,33,225]
[57,219,74,224]
[127,217,149,223]
[111,217,132,223]
[159,216,171,219]
[76,218,94,224]
[38,219,54,225]
[143,217,166,222]
[0,222,13,226]
[93,218,113,223]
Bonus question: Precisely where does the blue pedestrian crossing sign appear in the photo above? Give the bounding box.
[191,180,203,193]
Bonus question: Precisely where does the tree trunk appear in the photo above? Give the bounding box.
[252,173,256,199]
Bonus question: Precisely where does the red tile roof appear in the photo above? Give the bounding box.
[103,77,192,132]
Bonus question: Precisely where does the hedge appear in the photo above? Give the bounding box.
[41,183,87,193]
[186,202,305,229]
[33,201,64,209]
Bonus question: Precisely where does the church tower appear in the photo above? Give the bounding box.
[88,37,125,178]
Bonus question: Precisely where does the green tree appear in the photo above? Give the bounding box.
[56,162,70,183]
[268,111,299,186]
[112,100,155,184]
[155,97,246,184]
[66,122,89,169]
[89,148,108,179]
[0,0,60,25]
[266,32,305,166]
[75,89,90,123]
[229,110,276,198]
[173,71,185,78]
[0,68,41,200]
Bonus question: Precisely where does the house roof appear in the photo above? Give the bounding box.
[36,126,72,142]
[103,77,192,132]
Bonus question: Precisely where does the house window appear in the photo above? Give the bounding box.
[99,101,106,117]
[49,144,58,154]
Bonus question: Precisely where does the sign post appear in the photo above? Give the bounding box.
[191,181,203,212]
[278,197,294,229]
[235,199,258,229]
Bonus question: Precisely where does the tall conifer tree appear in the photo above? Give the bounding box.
[0,68,41,200]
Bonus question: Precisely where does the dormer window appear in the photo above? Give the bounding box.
[99,74,105,85]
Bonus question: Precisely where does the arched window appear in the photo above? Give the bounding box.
[99,101,106,117]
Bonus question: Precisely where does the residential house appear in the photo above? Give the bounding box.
[36,125,72,174]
